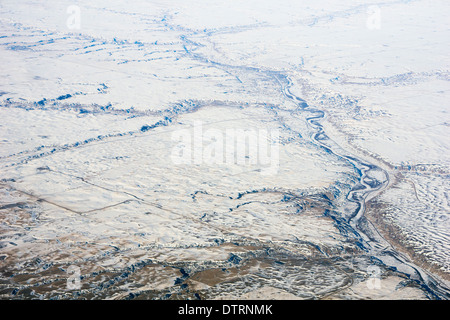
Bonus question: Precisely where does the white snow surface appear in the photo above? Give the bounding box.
[0,0,449,299]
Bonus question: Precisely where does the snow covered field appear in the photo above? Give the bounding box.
[0,0,449,299]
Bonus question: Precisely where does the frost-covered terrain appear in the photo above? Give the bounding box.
[0,0,449,300]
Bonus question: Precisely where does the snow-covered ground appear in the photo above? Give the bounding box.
[0,0,449,299]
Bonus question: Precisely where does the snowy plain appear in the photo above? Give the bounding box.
[0,0,449,299]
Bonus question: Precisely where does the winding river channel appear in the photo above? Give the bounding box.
[275,73,450,299]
